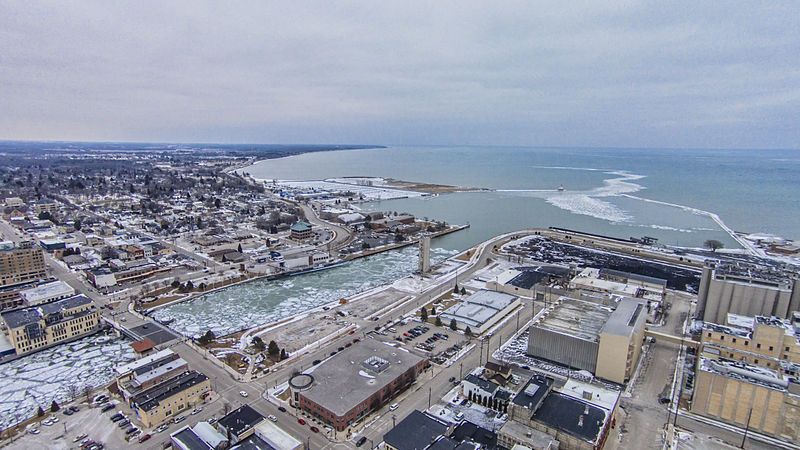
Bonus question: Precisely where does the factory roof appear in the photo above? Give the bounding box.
[383,410,448,450]
[301,339,424,417]
[1,294,94,329]
[531,297,613,343]
[698,356,789,391]
[600,299,645,337]
[599,268,667,287]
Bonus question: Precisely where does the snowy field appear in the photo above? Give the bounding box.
[153,246,458,338]
[276,179,426,201]
[0,333,134,430]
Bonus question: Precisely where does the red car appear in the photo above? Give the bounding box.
[138,434,151,443]
[310,426,320,433]
[297,419,306,425]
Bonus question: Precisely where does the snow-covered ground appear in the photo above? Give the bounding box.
[0,333,134,429]
[153,246,458,338]
[274,179,425,201]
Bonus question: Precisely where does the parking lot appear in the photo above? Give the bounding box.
[5,387,225,450]
[383,318,468,363]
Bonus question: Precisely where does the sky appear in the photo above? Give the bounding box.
[1,2,799,149]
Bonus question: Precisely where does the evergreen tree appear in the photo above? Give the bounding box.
[420,307,428,321]
[435,316,443,327]
[50,400,60,412]
[268,340,280,356]
[449,319,458,331]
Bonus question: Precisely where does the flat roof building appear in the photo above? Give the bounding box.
[440,290,521,334]
[291,339,427,432]
[697,260,800,324]
[0,244,46,291]
[1,294,100,357]
[131,370,211,428]
[527,296,646,384]
[217,405,265,444]
[383,410,449,450]
[19,280,75,306]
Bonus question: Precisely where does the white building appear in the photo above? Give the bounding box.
[252,420,303,450]
[439,290,521,334]
[19,281,76,306]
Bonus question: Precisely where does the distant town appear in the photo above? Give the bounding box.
[1,144,799,450]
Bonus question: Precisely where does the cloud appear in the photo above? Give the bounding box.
[0,1,798,148]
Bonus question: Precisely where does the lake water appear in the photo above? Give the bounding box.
[244,146,800,249]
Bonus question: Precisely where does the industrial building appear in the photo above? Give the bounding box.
[0,294,100,356]
[691,357,800,442]
[439,290,521,334]
[171,421,227,450]
[289,339,427,431]
[486,266,571,299]
[691,311,800,443]
[697,260,800,324]
[569,267,665,303]
[527,296,646,384]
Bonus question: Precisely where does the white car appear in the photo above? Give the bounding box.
[191,407,203,415]
[268,415,277,422]
[239,391,249,398]
[389,403,399,411]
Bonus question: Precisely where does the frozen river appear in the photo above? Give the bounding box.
[0,333,134,430]
[153,246,457,338]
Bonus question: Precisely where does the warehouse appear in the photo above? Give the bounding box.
[439,290,521,334]
[527,296,646,383]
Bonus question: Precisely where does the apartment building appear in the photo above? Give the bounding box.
[0,241,46,288]
[0,294,100,356]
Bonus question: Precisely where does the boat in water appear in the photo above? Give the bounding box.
[557,184,565,192]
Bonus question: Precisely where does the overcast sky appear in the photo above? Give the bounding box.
[1,2,799,149]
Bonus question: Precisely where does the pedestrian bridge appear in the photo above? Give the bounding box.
[644,328,700,349]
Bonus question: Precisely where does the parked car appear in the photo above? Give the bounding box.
[73,433,88,442]
[173,416,186,424]
[268,415,277,422]
[356,436,367,447]
[278,406,287,413]
[312,360,321,365]
[389,403,399,411]
[101,403,115,412]
[297,418,306,425]
[138,433,151,443]
[310,426,320,433]
[125,426,138,435]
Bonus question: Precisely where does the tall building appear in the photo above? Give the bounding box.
[527,296,646,384]
[0,241,46,300]
[697,260,800,324]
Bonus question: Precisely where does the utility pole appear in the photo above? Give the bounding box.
[740,407,753,448]
[428,386,432,408]
[459,362,463,379]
